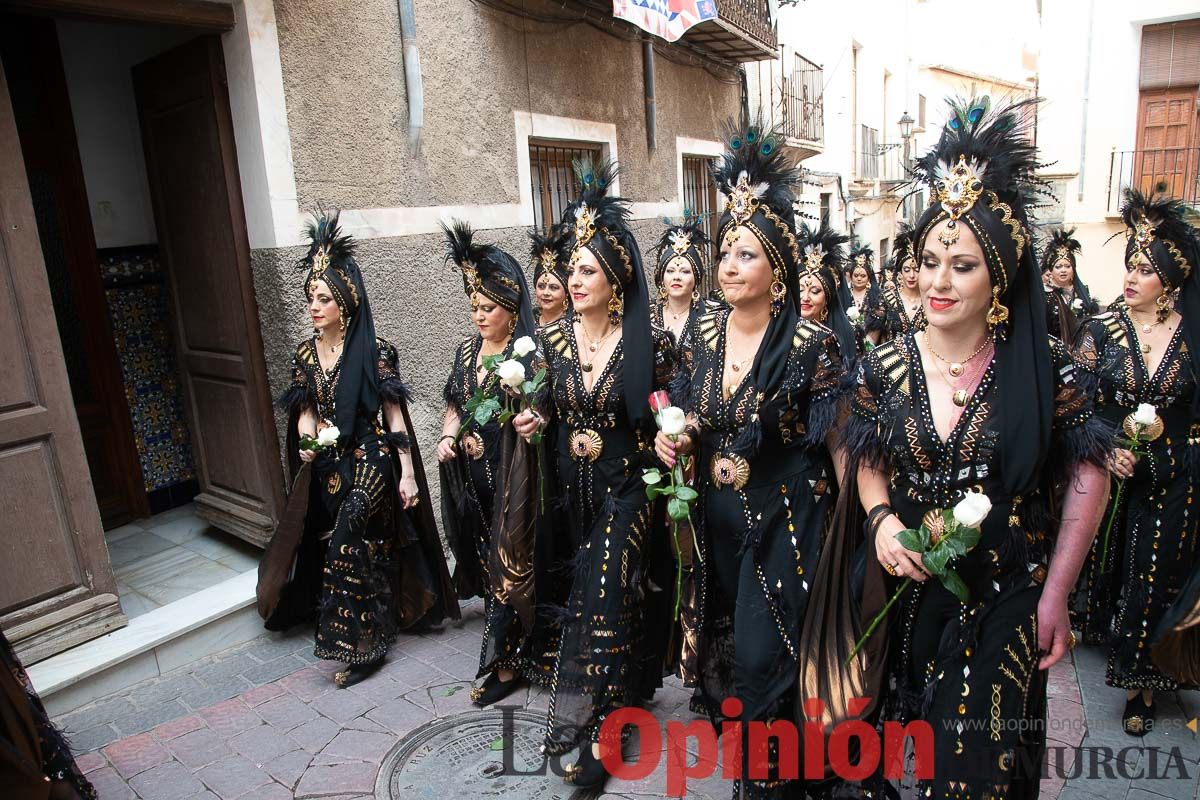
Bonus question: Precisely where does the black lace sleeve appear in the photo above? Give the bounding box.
[1050,335,1112,477]
[652,327,680,393]
[376,337,413,405]
[443,338,472,414]
[842,344,893,470]
[277,340,316,414]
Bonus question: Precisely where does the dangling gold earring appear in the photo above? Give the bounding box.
[769,267,787,317]
[1156,290,1173,323]
[819,307,829,322]
[986,286,1009,340]
[339,315,347,333]
[608,291,623,327]
[562,296,570,314]
[507,316,517,335]
[315,327,323,340]
[692,289,700,302]
[658,285,667,301]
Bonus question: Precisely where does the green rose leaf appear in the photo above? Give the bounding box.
[667,497,689,521]
[923,547,950,577]
[674,486,699,502]
[642,470,663,485]
[939,570,970,604]
[895,528,925,553]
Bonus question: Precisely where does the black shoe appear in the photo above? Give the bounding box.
[334,657,383,688]
[1123,693,1154,737]
[564,743,608,791]
[469,671,524,706]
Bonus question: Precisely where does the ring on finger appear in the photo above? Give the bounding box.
[883,561,898,576]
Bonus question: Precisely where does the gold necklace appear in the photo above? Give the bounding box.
[1127,310,1168,354]
[579,322,619,372]
[924,330,993,378]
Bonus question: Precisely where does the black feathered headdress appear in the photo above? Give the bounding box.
[654,216,711,288]
[561,157,655,430]
[890,222,916,275]
[297,210,377,445]
[441,219,536,340]
[1120,190,1198,293]
[1040,226,1081,274]
[529,222,569,290]
[910,96,1052,497]
[799,221,856,362]
[713,115,802,294]
[849,242,875,274]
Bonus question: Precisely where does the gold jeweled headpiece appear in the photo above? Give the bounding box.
[931,155,987,248]
[670,229,692,257]
[1055,245,1071,262]
[854,253,867,268]
[803,246,825,274]
[308,245,330,295]
[1133,212,1155,252]
[722,171,763,248]
[538,248,557,275]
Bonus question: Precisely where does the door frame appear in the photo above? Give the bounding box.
[0,0,233,31]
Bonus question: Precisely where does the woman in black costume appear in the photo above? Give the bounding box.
[1071,190,1200,735]
[256,211,458,687]
[511,159,676,791]
[435,221,557,705]
[881,223,924,339]
[1041,226,1097,342]
[652,218,711,351]
[842,242,887,351]
[655,119,848,799]
[801,98,1111,799]
[530,223,571,328]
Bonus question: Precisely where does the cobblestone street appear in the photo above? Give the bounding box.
[56,598,1200,799]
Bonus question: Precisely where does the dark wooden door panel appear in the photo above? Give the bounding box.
[0,54,125,663]
[1,16,147,528]
[134,36,283,547]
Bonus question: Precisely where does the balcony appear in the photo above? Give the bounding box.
[568,0,776,63]
[780,54,823,160]
[679,0,778,62]
[852,128,910,198]
[1107,148,1200,213]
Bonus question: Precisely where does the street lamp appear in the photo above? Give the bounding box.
[898,111,915,141]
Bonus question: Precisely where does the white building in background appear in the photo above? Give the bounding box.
[1037,0,1199,305]
[755,0,1039,267]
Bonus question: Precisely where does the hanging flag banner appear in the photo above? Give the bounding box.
[612,0,718,43]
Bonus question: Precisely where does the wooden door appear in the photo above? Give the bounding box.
[0,55,125,664]
[1134,87,1199,198]
[133,37,283,548]
[0,16,148,529]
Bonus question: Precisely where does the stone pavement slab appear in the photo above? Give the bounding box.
[54,597,1200,799]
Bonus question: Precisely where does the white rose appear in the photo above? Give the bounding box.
[316,425,340,447]
[513,335,536,357]
[846,305,861,322]
[659,406,687,436]
[1134,403,1157,427]
[497,359,526,390]
[1071,298,1084,311]
[952,490,992,529]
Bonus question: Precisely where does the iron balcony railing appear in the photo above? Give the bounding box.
[1107,147,1200,212]
[715,0,776,53]
[782,53,823,144]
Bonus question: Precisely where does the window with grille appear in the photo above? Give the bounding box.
[860,125,880,179]
[682,155,720,295]
[529,140,603,230]
[820,192,831,225]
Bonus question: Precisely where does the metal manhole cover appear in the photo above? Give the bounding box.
[376,709,574,799]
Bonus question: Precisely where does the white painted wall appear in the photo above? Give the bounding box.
[55,20,197,249]
[765,0,1039,265]
[1036,0,1199,305]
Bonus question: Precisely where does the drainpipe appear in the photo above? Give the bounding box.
[1076,0,1095,202]
[643,38,656,153]
[397,0,423,154]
